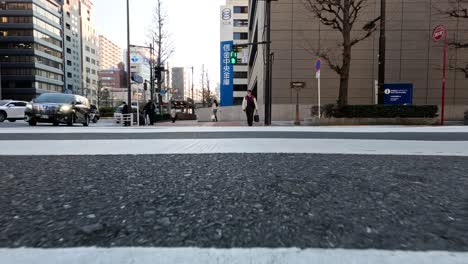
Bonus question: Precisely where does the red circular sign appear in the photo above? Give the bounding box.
[432,25,447,42]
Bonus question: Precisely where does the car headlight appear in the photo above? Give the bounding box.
[60,105,72,112]
[26,103,32,110]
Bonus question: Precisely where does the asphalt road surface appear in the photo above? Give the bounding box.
[1,127,468,264]
[1,153,467,250]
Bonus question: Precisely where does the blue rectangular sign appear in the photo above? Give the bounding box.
[220,41,234,107]
[384,83,413,105]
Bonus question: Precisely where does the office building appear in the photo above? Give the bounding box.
[79,0,99,104]
[248,0,468,120]
[171,67,187,100]
[219,0,249,106]
[98,35,121,70]
[0,0,64,100]
[63,0,82,94]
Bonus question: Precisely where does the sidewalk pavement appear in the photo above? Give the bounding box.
[156,121,264,127]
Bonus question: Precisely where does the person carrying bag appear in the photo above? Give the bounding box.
[242,89,258,127]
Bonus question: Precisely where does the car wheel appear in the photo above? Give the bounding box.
[0,111,6,122]
[8,119,16,122]
[83,115,90,127]
[67,114,74,126]
[92,116,98,123]
[28,120,37,126]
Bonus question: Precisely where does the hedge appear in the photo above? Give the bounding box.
[99,106,116,118]
[322,104,439,118]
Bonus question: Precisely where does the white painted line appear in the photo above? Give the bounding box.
[0,248,466,264]
[1,139,468,156]
[1,126,468,134]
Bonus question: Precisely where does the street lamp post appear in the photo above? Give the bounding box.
[377,0,386,104]
[126,0,132,106]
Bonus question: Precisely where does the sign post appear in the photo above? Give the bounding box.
[315,58,321,118]
[432,25,448,126]
[291,82,306,126]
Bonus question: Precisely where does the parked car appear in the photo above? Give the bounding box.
[90,104,100,123]
[25,93,91,126]
[0,100,28,122]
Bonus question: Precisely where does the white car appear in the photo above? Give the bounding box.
[0,100,28,122]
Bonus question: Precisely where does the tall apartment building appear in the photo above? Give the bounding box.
[219,0,249,106]
[171,67,187,100]
[0,0,64,100]
[248,0,468,120]
[79,0,98,104]
[63,0,82,94]
[98,35,121,70]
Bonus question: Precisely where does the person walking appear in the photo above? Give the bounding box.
[144,100,153,125]
[170,108,177,123]
[121,102,131,126]
[212,99,219,122]
[242,89,258,126]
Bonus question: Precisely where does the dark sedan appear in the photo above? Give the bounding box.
[25,93,91,126]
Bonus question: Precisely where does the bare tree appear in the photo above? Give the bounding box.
[302,0,379,107]
[148,0,174,112]
[440,0,468,78]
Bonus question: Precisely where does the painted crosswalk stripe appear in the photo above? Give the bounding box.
[1,138,468,156]
[0,248,467,264]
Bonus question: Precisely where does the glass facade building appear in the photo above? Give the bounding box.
[0,0,64,100]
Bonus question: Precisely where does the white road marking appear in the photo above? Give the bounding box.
[0,248,466,264]
[1,126,468,134]
[1,139,468,156]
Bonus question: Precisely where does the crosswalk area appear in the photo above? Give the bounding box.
[1,126,467,263]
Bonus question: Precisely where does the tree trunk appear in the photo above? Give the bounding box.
[338,45,351,107]
[338,0,351,108]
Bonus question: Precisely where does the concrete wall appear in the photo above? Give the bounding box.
[248,0,468,121]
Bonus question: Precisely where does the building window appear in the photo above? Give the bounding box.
[67,60,72,66]
[234,72,248,78]
[66,23,71,30]
[85,46,90,52]
[66,35,71,41]
[66,12,70,17]
[91,59,95,65]
[233,84,248,91]
[86,57,90,62]
[91,48,95,54]
[91,69,96,74]
[67,72,72,78]
[86,67,90,73]
[234,32,248,40]
[233,6,248,14]
[234,19,248,27]
[67,84,73,90]
[66,48,71,54]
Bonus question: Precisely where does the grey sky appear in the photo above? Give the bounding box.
[94,0,225,87]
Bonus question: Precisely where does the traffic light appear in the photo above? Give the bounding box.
[154,66,166,80]
[230,50,238,65]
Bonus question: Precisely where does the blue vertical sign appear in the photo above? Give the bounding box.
[384,83,414,105]
[220,41,234,107]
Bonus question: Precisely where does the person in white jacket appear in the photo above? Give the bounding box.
[212,99,219,122]
[242,89,258,126]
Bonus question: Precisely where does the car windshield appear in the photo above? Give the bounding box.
[34,94,75,104]
[115,106,123,113]
[0,100,10,106]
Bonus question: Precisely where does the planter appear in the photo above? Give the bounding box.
[304,117,440,126]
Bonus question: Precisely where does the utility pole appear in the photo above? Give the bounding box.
[206,70,210,104]
[126,0,132,105]
[149,43,154,101]
[201,64,205,106]
[264,0,273,126]
[191,67,194,100]
[378,0,386,104]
